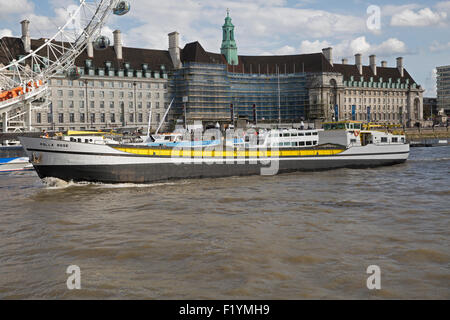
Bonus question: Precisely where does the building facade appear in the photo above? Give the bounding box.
[1,13,425,132]
[437,65,450,114]
[169,13,424,127]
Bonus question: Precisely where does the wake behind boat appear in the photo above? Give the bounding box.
[19,121,409,183]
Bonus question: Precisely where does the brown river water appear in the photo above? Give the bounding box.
[0,146,449,299]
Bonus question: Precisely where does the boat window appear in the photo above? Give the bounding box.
[381,137,388,143]
[354,124,362,130]
[283,133,290,137]
[313,132,318,135]
[279,133,283,137]
[350,139,357,143]
[337,123,346,130]
[401,138,405,143]
[70,138,75,142]
[299,133,304,136]
[291,133,298,137]
[350,124,354,129]
[305,132,312,136]
[313,141,317,145]
[306,141,312,146]
[283,142,290,146]
[294,142,298,146]
[77,138,82,143]
[392,137,398,143]
[299,141,305,146]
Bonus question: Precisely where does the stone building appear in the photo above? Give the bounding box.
[0,13,425,132]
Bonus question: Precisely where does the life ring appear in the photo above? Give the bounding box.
[354,130,360,137]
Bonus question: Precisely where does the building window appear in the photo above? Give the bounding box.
[111,113,116,123]
[129,102,133,109]
[100,91,104,98]
[138,102,142,109]
[90,113,95,123]
[129,113,134,122]
[79,101,85,109]
[69,113,75,123]
[110,101,115,109]
[100,101,104,109]
[138,113,143,123]
[90,101,95,109]
[58,113,64,123]
[58,100,63,108]
[69,101,74,108]
[36,113,41,124]
[101,113,105,123]
[80,113,85,123]
[47,113,53,123]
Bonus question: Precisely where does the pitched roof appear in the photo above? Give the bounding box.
[0,36,174,71]
[332,63,416,85]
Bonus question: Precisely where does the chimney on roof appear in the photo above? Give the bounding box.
[113,30,123,60]
[21,20,31,54]
[396,57,404,77]
[342,58,348,65]
[381,61,387,68]
[87,40,94,58]
[322,47,333,66]
[168,31,181,69]
[355,53,362,75]
[369,54,377,76]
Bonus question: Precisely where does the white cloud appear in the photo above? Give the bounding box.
[0,0,34,19]
[121,0,367,54]
[0,28,13,38]
[391,8,447,27]
[430,40,450,52]
[299,40,331,54]
[298,37,407,60]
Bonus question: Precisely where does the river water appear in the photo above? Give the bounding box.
[0,147,449,299]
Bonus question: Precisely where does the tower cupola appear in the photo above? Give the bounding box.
[220,9,238,65]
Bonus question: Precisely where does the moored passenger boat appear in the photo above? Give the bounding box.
[0,145,33,173]
[19,121,409,183]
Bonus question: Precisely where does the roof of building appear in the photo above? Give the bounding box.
[0,37,174,71]
[1,36,418,85]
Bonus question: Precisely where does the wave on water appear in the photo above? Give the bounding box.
[41,177,185,190]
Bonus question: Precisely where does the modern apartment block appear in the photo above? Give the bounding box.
[437,65,450,114]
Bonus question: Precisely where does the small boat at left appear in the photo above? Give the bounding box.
[0,144,33,173]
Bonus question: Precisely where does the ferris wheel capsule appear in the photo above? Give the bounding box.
[66,66,81,80]
[113,1,130,16]
[93,35,110,50]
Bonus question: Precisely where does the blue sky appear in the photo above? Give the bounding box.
[1,0,449,96]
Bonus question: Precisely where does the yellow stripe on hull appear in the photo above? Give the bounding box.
[113,147,345,158]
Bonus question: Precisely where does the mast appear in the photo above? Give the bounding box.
[155,98,175,135]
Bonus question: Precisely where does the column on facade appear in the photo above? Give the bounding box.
[2,112,8,133]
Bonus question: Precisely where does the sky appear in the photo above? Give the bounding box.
[1,0,449,97]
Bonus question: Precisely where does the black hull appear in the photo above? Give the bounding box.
[34,159,407,184]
